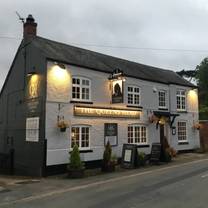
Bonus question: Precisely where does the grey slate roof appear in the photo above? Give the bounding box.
[32,36,195,87]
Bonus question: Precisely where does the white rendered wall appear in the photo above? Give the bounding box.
[45,62,200,166]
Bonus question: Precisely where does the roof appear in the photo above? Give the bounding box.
[32,36,195,87]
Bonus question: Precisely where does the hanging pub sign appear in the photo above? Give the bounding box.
[104,123,118,146]
[109,69,125,104]
[112,79,123,103]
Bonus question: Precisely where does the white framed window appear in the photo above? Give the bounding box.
[128,124,147,145]
[178,121,187,142]
[176,90,186,111]
[72,77,91,101]
[127,86,140,105]
[158,90,166,108]
[71,125,90,149]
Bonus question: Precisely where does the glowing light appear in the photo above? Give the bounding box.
[51,65,68,80]
[74,106,141,118]
[28,74,39,98]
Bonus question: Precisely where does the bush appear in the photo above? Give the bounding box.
[69,144,84,170]
[102,141,116,172]
[103,141,112,165]
[137,152,146,166]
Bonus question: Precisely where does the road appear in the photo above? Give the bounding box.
[1,159,208,208]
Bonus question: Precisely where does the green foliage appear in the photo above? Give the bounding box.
[69,144,84,170]
[103,141,112,165]
[196,57,208,106]
[138,152,145,161]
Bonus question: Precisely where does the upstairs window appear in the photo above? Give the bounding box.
[72,77,91,101]
[178,121,187,142]
[127,86,140,105]
[176,90,186,111]
[158,90,166,108]
[128,125,147,145]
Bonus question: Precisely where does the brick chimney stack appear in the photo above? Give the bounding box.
[23,14,37,38]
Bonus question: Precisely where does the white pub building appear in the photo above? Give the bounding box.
[0,15,200,176]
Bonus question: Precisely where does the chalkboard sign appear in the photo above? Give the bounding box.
[121,144,137,169]
[150,143,161,163]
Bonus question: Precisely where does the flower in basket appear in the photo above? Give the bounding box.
[193,123,200,130]
[57,120,69,132]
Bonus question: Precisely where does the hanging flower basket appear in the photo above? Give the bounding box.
[57,121,69,132]
[193,123,200,130]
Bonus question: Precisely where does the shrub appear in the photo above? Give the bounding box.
[137,152,146,166]
[69,144,84,170]
[103,141,112,165]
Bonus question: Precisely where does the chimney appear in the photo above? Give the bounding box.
[23,14,37,38]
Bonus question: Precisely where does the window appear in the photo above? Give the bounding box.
[178,121,187,142]
[72,77,91,101]
[71,126,90,149]
[128,125,147,144]
[158,90,166,108]
[127,86,140,105]
[176,90,186,110]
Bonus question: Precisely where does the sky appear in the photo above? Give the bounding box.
[1,0,208,89]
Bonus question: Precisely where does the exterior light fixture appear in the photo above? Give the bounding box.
[54,62,66,69]
[27,67,37,76]
[108,68,125,81]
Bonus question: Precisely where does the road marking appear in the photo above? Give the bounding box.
[201,173,208,178]
[1,158,208,207]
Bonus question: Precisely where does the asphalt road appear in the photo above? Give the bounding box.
[1,159,208,208]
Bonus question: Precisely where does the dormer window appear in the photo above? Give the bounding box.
[72,77,91,101]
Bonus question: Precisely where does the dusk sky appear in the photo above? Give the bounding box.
[1,0,208,89]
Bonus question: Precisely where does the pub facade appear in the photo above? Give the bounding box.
[0,15,200,176]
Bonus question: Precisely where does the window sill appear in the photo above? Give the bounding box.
[177,110,187,113]
[70,100,93,104]
[126,105,143,109]
[178,141,189,145]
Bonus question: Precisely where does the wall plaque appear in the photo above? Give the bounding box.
[104,123,118,146]
[26,117,39,142]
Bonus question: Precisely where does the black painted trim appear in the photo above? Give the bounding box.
[126,105,143,109]
[70,101,93,104]
[178,142,189,145]
[137,144,150,148]
[158,108,168,111]
[79,150,93,153]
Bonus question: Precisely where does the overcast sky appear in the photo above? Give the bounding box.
[1,0,208,89]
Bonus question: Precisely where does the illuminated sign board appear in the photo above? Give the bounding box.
[74,106,140,119]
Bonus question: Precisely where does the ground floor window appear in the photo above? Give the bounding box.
[178,121,187,142]
[71,125,90,149]
[128,124,147,144]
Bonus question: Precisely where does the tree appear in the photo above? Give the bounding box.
[196,57,208,106]
[177,57,208,119]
